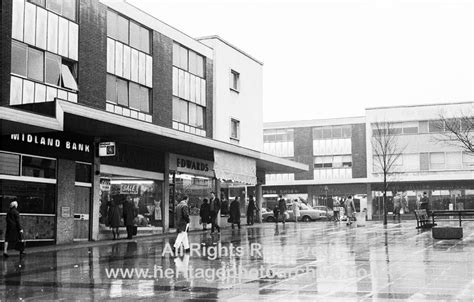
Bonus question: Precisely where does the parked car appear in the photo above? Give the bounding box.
[262,203,322,222]
[313,206,334,220]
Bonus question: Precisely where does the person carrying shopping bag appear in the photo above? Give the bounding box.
[174,195,190,255]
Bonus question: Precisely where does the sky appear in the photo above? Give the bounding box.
[128,0,473,122]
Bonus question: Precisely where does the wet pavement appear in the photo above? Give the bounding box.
[1,220,474,301]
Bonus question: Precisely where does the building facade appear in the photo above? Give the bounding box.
[0,0,306,245]
[263,102,474,220]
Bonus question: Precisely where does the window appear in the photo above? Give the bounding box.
[402,121,418,134]
[11,41,27,76]
[446,152,462,169]
[61,63,78,90]
[22,155,56,179]
[231,119,240,140]
[75,163,92,183]
[107,10,151,54]
[429,120,444,133]
[45,52,61,85]
[230,70,240,91]
[430,152,445,170]
[29,0,77,21]
[107,75,151,113]
[27,48,44,81]
[173,43,205,77]
[462,152,474,169]
[0,152,21,176]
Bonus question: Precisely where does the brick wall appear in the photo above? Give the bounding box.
[0,0,12,106]
[56,159,76,244]
[152,31,173,127]
[294,127,314,180]
[351,123,367,178]
[77,0,107,109]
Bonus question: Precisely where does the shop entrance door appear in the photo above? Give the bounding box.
[74,186,91,241]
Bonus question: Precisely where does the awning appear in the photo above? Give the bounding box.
[214,150,257,185]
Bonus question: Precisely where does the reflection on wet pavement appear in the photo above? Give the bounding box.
[1,221,474,301]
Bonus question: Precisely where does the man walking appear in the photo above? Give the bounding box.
[174,195,190,254]
[209,192,221,233]
[278,195,287,224]
[247,195,257,225]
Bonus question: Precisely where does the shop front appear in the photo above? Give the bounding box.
[168,153,214,231]
[0,132,94,246]
[262,186,309,210]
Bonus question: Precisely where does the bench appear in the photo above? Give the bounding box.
[430,210,474,227]
[414,209,436,229]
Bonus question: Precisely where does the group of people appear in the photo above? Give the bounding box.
[332,195,356,225]
[198,192,222,233]
[108,195,139,240]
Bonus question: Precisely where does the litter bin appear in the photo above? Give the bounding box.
[355,212,366,227]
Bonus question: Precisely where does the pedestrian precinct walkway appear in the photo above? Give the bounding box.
[1,221,473,301]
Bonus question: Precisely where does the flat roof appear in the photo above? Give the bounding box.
[366,101,473,111]
[197,35,264,66]
[264,116,366,129]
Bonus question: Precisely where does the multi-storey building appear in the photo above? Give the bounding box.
[263,102,474,220]
[0,0,306,245]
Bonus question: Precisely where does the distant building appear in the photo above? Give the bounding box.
[263,102,474,220]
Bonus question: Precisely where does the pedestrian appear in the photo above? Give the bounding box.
[393,193,402,221]
[345,195,356,225]
[123,196,137,239]
[333,199,340,221]
[292,199,300,222]
[199,198,211,230]
[174,195,190,254]
[229,196,241,229]
[278,195,287,224]
[420,192,430,214]
[3,201,25,258]
[108,196,122,240]
[247,195,257,225]
[209,192,221,233]
[272,204,279,223]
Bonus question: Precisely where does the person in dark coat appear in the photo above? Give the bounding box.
[199,199,211,231]
[247,195,257,225]
[278,195,287,224]
[229,197,241,229]
[174,195,190,253]
[209,192,221,233]
[123,196,137,239]
[108,196,122,240]
[3,201,24,258]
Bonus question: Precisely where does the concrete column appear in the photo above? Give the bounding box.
[256,184,263,223]
[91,143,100,241]
[366,183,373,221]
[56,159,76,244]
[162,153,170,233]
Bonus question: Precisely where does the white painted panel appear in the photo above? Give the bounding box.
[35,7,47,49]
[131,49,139,82]
[47,12,58,53]
[200,79,206,106]
[24,2,36,45]
[115,42,123,77]
[172,67,178,96]
[22,80,34,104]
[138,52,146,85]
[46,86,57,102]
[68,22,78,61]
[34,83,46,103]
[10,76,23,105]
[106,38,115,73]
[184,72,190,101]
[145,55,152,87]
[12,0,25,41]
[190,74,196,103]
[58,17,69,57]
[123,45,131,80]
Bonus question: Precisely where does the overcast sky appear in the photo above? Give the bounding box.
[129,0,473,122]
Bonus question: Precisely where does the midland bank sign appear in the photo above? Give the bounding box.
[10,133,91,153]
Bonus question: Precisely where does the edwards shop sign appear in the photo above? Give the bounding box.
[169,153,214,178]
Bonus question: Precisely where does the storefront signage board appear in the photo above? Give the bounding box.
[120,184,139,194]
[100,178,111,191]
[99,142,116,156]
[169,153,214,178]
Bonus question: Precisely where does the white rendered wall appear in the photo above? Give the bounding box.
[199,37,263,152]
[365,102,474,183]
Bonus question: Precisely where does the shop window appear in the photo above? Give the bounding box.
[22,156,56,179]
[75,163,92,183]
[0,152,20,176]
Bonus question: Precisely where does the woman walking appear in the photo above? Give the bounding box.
[199,199,211,230]
[292,199,300,222]
[108,196,122,240]
[3,201,25,258]
[345,195,356,225]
